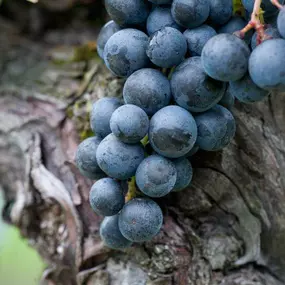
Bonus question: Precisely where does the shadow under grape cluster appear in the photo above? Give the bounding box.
[76,0,285,250]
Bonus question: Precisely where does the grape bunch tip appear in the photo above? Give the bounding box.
[75,0,285,250]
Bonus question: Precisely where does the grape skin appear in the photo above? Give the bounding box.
[171,0,210,29]
[136,155,177,197]
[229,73,269,103]
[201,34,250,82]
[89,178,125,216]
[183,25,217,56]
[90,97,122,138]
[146,7,182,36]
[219,85,235,109]
[218,17,253,45]
[249,39,285,92]
[75,137,106,180]
[119,198,163,242]
[171,57,226,113]
[148,0,172,4]
[172,158,193,192]
[123,68,171,116]
[185,144,199,157]
[110,104,149,144]
[209,0,232,26]
[104,29,150,77]
[146,27,187,68]
[251,27,280,50]
[100,215,132,249]
[194,105,236,151]
[104,0,150,27]
[97,20,120,59]
[96,134,145,180]
[277,8,285,39]
[149,105,197,158]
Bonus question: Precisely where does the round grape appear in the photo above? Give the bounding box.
[251,27,280,50]
[171,57,226,113]
[183,25,217,56]
[218,17,253,45]
[149,106,197,158]
[209,0,232,26]
[100,215,132,249]
[195,105,236,151]
[172,158,193,191]
[105,0,150,27]
[146,27,187,68]
[123,68,171,116]
[171,0,210,29]
[97,21,120,59]
[119,198,163,242]
[185,144,199,157]
[136,155,177,197]
[219,85,235,109]
[90,97,122,138]
[229,73,269,103]
[146,7,182,36]
[201,33,250,82]
[249,39,285,92]
[277,7,285,39]
[75,137,106,180]
[89,178,125,216]
[96,134,145,180]
[110,104,149,144]
[104,29,150,77]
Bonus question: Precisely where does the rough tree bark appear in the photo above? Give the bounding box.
[1,7,285,285]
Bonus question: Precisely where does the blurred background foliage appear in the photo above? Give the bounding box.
[0,191,46,285]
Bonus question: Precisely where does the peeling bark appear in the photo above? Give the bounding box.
[0,14,285,285]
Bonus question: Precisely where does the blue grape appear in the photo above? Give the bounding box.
[219,85,235,109]
[75,137,106,179]
[185,144,199,157]
[118,198,163,242]
[171,0,210,29]
[218,17,253,45]
[96,134,145,180]
[123,68,171,116]
[148,0,172,4]
[146,27,187,68]
[209,0,232,25]
[104,0,150,27]
[195,105,236,151]
[277,8,285,39]
[183,25,217,56]
[104,29,150,77]
[171,57,226,113]
[110,104,149,144]
[90,97,122,138]
[249,39,285,91]
[201,34,250,82]
[97,21,120,59]
[149,106,197,158]
[136,155,177,197]
[89,178,125,216]
[146,7,182,36]
[251,27,280,50]
[229,73,269,103]
[100,215,132,249]
[172,158,193,192]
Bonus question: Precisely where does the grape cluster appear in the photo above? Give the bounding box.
[76,0,285,249]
